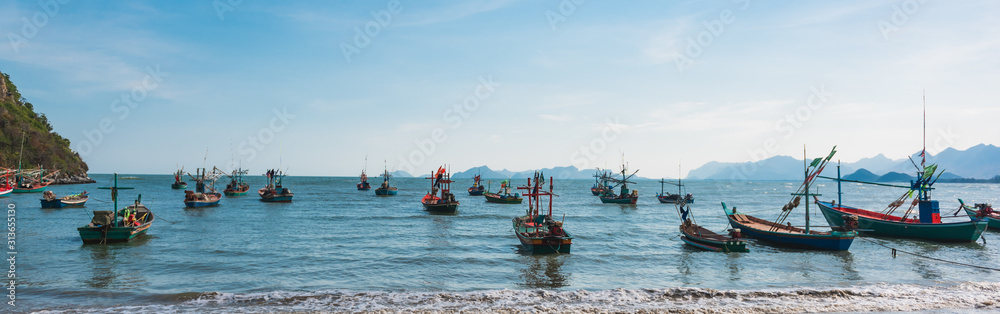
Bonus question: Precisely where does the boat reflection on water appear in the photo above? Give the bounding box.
[835,252,861,281]
[82,238,150,290]
[516,254,570,289]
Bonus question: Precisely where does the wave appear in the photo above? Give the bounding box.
[36,282,1000,313]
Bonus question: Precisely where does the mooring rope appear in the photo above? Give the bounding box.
[859,237,1000,272]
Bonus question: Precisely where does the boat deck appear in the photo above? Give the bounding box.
[730,213,828,235]
[681,223,728,241]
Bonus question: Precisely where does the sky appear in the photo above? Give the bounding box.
[1,0,998,178]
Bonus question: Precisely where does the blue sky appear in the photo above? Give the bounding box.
[1,0,998,178]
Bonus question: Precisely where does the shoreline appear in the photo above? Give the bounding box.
[48,173,97,185]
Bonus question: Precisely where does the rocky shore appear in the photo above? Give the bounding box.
[49,173,97,185]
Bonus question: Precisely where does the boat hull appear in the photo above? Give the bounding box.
[723,203,855,251]
[171,182,188,189]
[513,219,572,254]
[78,210,154,244]
[590,188,604,196]
[657,194,695,204]
[484,192,522,204]
[184,192,222,207]
[422,202,458,213]
[0,189,11,197]
[599,196,637,204]
[13,184,48,193]
[375,187,398,196]
[41,198,88,208]
[357,183,371,190]
[468,188,485,196]
[679,225,747,253]
[963,207,1000,231]
[817,201,986,242]
[78,223,152,244]
[224,185,250,196]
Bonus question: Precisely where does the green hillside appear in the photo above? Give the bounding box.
[0,71,89,175]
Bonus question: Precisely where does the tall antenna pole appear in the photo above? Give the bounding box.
[922,90,926,167]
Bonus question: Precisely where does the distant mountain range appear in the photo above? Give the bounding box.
[687,144,1000,181]
[389,165,653,181]
[388,144,1000,182]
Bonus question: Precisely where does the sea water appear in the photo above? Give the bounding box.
[4,174,999,313]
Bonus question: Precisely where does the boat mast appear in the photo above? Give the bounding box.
[803,146,810,234]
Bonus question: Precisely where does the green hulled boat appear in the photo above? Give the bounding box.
[818,151,987,243]
[960,200,999,231]
[598,160,638,204]
[171,167,188,189]
[513,171,572,254]
[223,168,250,196]
[484,180,522,204]
[77,174,154,244]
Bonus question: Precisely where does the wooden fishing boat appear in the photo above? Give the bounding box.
[816,104,988,243]
[468,174,485,196]
[11,134,55,193]
[223,168,250,196]
[0,171,13,197]
[357,158,371,190]
[590,169,610,196]
[421,166,458,213]
[679,220,748,252]
[259,168,293,202]
[77,174,154,244]
[657,169,694,204]
[484,179,522,204]
[598,160,638,204]
[959,200,999,231]
[12,166,55,193]
[676,199,746,252]
[184,167,224,207]
[374,165,398,196]
[513,171,572,254]
[40,191,89,208]
[171,167,188,189]
[721,147,857,251]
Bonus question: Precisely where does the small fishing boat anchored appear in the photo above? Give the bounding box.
[78,173,154,244]
[357,158,371,190]
[12,166,56,193]
[722,146,857,251]
[468,174,486,196]
[374,163,398,196]
[421,166,459,213]
[657,166,694,204]
[959,200,999,231]
[40,190,89,208]
[590,168,611,196]
[260,169,293,202]
[223,168,250,196]
[513,171,572,254]
[677,200,746,252]
[171,166,188,189]
[0,170,14,197]
[599,159,639,204]
[184,167,224,207]
[484,179,523,204]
